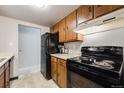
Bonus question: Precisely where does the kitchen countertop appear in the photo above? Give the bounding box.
[51,53,81,60]
[0,53,14,68]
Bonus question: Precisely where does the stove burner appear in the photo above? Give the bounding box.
[80,56,102,64]
[94,60,114,69]
[81,56,89,60]
[77,56,115,69]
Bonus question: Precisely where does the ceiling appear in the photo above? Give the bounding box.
[0,5,79,27]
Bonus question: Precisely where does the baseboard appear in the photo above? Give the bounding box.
[10,76,19,81]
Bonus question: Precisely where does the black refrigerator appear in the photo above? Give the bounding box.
[41,32,59,80]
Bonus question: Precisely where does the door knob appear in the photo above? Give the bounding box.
[19,50,22,52]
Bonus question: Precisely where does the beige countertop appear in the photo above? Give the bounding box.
[0,53,14,68]
[51,53,81,60]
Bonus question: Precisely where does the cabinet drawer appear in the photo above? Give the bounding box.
[51,57,58,62]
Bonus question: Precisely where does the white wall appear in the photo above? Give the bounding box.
[0,16,49,77]
[64,20,124,54]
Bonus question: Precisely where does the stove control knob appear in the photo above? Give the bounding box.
[89,59,92,61]
[93,59,96,63]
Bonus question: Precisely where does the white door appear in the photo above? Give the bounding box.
[18,25,41,74]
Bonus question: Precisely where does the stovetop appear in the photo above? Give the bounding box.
[67,46,123,87]
[68,56,122,73]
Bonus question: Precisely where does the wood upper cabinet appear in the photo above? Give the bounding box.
[66,11,77,41]
[0,66,5,88]
[94,5,124,18]
[51,5,124,42]
[59,19,66,43]
[94,5,113,18]
[66,11,77,30]
[57,59,67,88]
[53,23,59,32]
[51,8,83,43]
[77,5,94,24]
[51,57,58,82]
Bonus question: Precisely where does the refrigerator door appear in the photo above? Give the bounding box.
[41,33,49,47]
[41,33,48,79]
[41,46,46,77]
[48,32,59,54]
[41,32,58,80]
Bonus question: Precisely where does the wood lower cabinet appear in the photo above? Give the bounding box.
[0,60,11,88]
[51,56,67,88]
[5,62,10,88]
[0,66,5,88]
[51,57,58,82]
[77,5,94,24]
[57,59,67,88]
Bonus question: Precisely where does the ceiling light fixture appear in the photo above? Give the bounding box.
[34,5,47,8]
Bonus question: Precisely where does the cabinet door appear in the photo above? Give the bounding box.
[112,5,124,10]
[66,11,77,41]
[77,5,93,24]
[94,5,112,18]
[53,24,59,32]
[51,57,58,82]
[57,59,67,88]
[0,66,5,88]
[5,62,10,88]
[59,19,66,43]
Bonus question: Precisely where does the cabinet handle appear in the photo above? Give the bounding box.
[89,6,92,12]
[19,50,22,52]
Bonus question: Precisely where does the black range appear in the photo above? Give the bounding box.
[67,46,124,88]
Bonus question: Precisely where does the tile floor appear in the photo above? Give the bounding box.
[10,72,58,88]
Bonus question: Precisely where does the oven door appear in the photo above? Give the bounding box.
[67,69,102,88]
